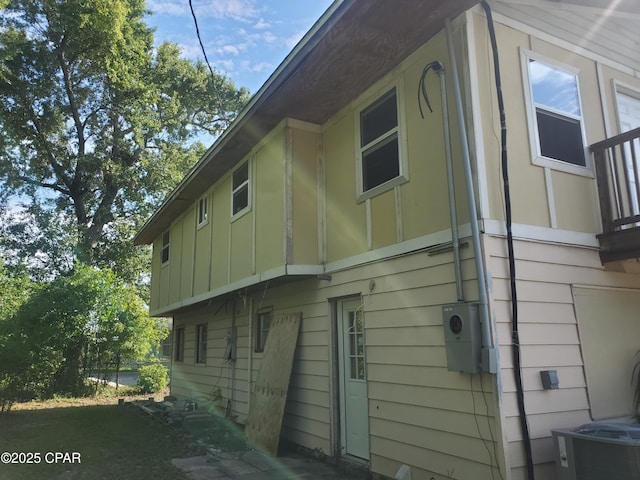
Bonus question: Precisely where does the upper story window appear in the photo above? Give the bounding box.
[197,195,208,227]
[522,51,590,175]
[356,86,408,200]
[161,231,170,265]
[232,160,250,217]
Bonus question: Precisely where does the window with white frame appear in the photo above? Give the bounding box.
[161,231,170,265]
[175,326,185,362]
[232,160,250,216]
[357,87,407,199]
[196,323,207,364]
[523,52,587,171]
[197,195,208,227]
[255,309,272,353]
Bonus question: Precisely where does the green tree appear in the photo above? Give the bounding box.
[0,263,167,408]
[0,0,249,282]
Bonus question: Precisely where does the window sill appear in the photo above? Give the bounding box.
[532,155,594,178]
[357,175,408,203]
[231,205,251,222]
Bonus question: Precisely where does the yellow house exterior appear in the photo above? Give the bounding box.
[136,1,640,479]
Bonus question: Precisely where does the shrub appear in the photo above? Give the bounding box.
[137,363,168,393]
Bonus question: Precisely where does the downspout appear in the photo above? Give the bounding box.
[437,65,464,303]
[419,61,464,302]
[247,296,253,412]
[444,18,496,373]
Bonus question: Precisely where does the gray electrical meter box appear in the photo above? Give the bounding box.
[442,303,481,374]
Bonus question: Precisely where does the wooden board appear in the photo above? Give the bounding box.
[245,313,302,455]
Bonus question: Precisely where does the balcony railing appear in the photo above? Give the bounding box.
[590,127,640,262]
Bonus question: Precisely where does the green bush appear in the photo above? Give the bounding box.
[137,364,168,393]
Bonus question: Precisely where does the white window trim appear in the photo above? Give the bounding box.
[174,325,185,362]
[520,48,593,177]
[255,308,272,353]
[195,323,207,365]
[231,158,251,220]
[197,195,209,229]
[355,81,409,202]
[613,80,640,135]
[161,230,170,267]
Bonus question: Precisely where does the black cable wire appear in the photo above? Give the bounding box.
[471,375,497,480]
[189,0,216,79]
[417,61,445,118]
[480,2,535,479]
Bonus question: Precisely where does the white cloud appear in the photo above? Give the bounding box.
[248,61,272,73]
[147,0,188,16]
[219,44,240,56]
[198,0,259,22]
[285,30,305,49]
[253,18,270,29]
[215,59,236,73]
[261,31,277,44]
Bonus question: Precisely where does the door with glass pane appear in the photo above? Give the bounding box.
[338,298,370,460]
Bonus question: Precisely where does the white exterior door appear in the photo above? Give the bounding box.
[616,90,640,216]
[338,298,370,460]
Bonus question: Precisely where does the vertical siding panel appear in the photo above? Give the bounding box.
[486,235,640,476]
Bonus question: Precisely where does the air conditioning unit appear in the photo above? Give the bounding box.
[552,423,640,480]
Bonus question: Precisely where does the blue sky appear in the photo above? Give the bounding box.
[145,0,334,94]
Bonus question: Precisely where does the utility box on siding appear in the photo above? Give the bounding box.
[442,303,481,374]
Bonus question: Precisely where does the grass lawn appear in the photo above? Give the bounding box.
[0,392,194,480]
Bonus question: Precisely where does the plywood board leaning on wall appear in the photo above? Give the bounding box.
[245,312,302,455]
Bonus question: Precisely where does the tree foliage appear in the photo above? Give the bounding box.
[0,263,167,410]
[0,0,249,280]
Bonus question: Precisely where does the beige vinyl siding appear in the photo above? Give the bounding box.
[485,235,640,478]
[180,209,196,299]
[572,287,640,420]
[290,126,320,265]
[150,237,161,312]
[401,29,470,239]
[211,180,231,290]
[168,244,503,479]
[472,12,550,227]
[493,1,640,73]
[324,112,367,263]
[370,189,397,249]
[255,130,285,273]
[471,9,613,233]
[169,219,184,305]
[230,210,253,283]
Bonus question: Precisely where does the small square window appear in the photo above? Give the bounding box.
[255,310,272,353]
[197,196,208,227]
[161,231,170,265]
[196,323,207,364]
[232,160,250,216]
[175,326,185,362]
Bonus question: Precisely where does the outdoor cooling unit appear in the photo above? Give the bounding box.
[552,423,640,480]
[442,303,481,374]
